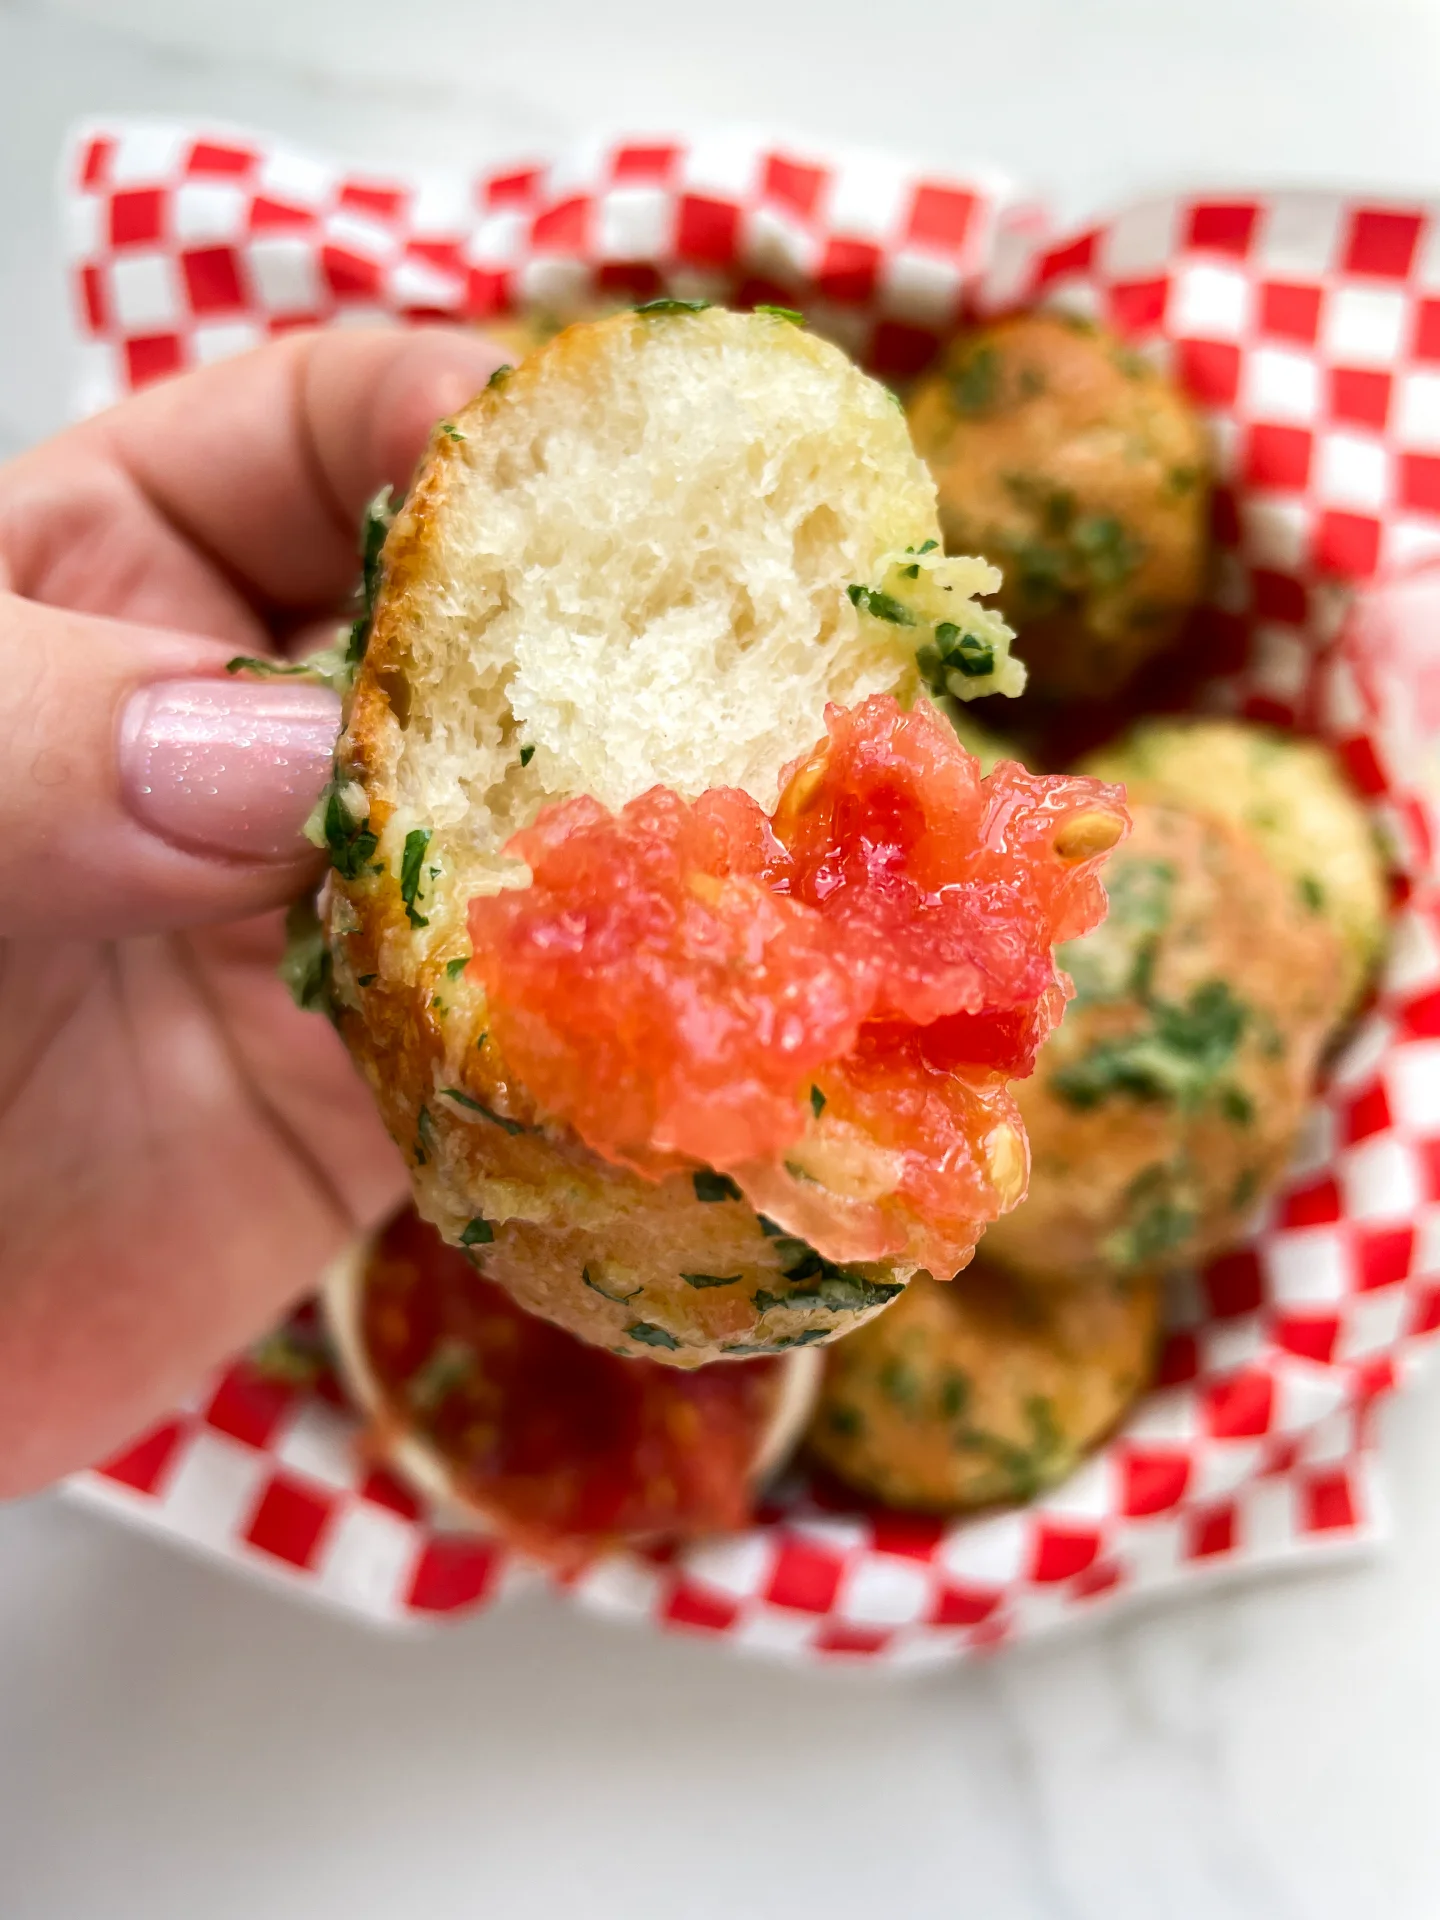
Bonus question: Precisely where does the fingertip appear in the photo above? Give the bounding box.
[119,675,341,863]
[70,325,515,618]
[393,325,512,432]
[308,326,512,512]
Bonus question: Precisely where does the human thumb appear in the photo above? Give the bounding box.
[0,594,337,939]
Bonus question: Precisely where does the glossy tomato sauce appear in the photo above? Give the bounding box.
[359,1207,788,1565]
[467,695,1128,1271]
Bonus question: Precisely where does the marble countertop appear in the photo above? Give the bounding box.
[5,2,1440,1913]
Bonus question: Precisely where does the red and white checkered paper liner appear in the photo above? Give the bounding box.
[59,121,1440,1667]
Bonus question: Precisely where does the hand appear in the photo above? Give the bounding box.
[0,326,506,1496]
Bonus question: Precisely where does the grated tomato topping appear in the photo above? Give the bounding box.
[467,696,1128,1273]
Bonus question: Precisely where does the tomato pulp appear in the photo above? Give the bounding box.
[468,696,1128,1275]
[361,1207,787,1565]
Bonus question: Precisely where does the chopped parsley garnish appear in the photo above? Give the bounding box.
[772,1272,903,1314]
[225,655,311,677]
[443,1088,526,1134]
[400,827,432,929]
[1219,1084,1255,1126]
[754,1243,903,1314]
[460,1217,494,1246]
[915,620,995,697]
[445,955,469,980]
[249,1323,331,1387]
[321,782,379,881]
[413,1105,435,1167]
[356,972,377,987]
[345,486,395,672]
[826,1404,866,1437]
[900,538,939,578]
[681,1272,742,1289]
[1102,1163,1199,1271]
[406,1338,475,1414]
[949,343,1001,415]
[755,303,804,324]
[721,1329,829,1355]
[940,621,993,672]
[1298,874,1325,911]
[764,1228,855,1283]
[1006,535,1072,612]
[938,1370,971,1420]
[847,582,916,626]
[994,478,1145,606]
[955,1395,1065,1500]
[519,744,535,767]
[879,1358,921,1409]
[1028,1394,1062,1459]
[693,1169,743,1203]
[633,297,712,315]
[583,1266,642,1304]
[1003,472,1077,536]
[487,363,513,388]
[1108,858,1177,937]
[1166,463,1202,497]
[772,1240,823,1280]
[1072,512,1144,589]
[1106,1195,1197,1272]
[1060,856,1176,1007]
[278,895,335,1020]
[1054,980,1249,1113]
[809,1085,827,1118]
[625,1320,681,1349]
[438,420,466,442]
[360,486,393,607]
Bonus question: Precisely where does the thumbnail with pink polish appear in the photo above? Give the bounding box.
[120,677,341,861]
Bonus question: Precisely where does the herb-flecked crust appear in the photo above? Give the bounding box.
[322,310,948,1364]
[982,800,1347,1287]
[808,1262,1161,1511]
[906,311,1211,701]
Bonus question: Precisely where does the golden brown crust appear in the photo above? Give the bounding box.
[1079,718,1390,1018]
[807,1263,1160,1511]
[324,313,933,1364]
[907,312,1210,699]
[981,801,1347,1286]
[325,854,915,1364]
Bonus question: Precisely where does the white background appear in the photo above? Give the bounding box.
[4,2,1440,1915]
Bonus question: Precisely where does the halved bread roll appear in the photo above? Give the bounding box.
[319,306,1075,1365]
